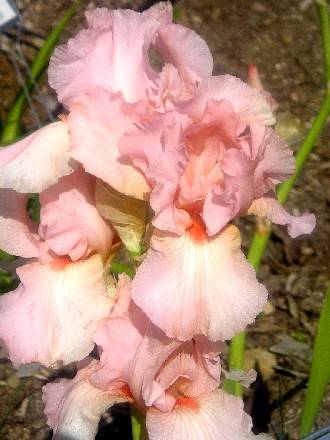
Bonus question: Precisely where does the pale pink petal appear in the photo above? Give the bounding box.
[184,335,224,398]
[0,255,112,366]
[43,359,130,440]
[132,224,267,341]
[69,88,150,200]
[149,149,192,234]
[91,291,150,392]
[0,189,44,259]
[109,273,133,318]
[0,122,76,193]
[119,112,190,172]
[152,23,213,97]
[49,3,172,106]
[248,124,295,196]
[151,353,199,412]
[148,64,185,108]
[248,193,316,238]
[146,389,266,440]
[92,296,179,409]
[202,176,240,235]
[203,149,256,235]
[119,112,192,233]
[176,75,276,126]
[178,99,242,208]
[39,169,114,261]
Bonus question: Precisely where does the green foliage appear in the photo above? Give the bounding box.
[299,286,330,437]
[0,2,80,143]
[0,380,27,429]
[173,6,183,22]
[0,3,79,295]
[224,3,330,423]
[291,332,307,342]
[111,260,135,278]
[131,405,145,440]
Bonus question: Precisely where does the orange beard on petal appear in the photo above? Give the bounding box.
[118,384,134,399]
[50,257,72,271]
[175,396,200,411]
[188,219,207,244]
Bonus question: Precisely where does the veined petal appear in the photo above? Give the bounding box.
[132,224,267,341]
[0,255,112,366]
[248,193,316,238]
[43,359,130,440]
[69,88,150,200]
[92,292,179,409]
[0,189,45,259]
[0,121,76,193]
[39,169,114,261]
[146,389,269,440]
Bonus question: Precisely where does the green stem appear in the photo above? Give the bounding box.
[317,0,330,85]
[131,405,145,440]
[111,260,135,278]
[224,0,330,397]
[299,286,330,437]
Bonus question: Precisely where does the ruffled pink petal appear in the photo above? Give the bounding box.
[148,149,192,234]
[132,224,267,341]
[148,64,185,108]
[69,88,150,199]
[152,23,213,97]
[91,289,179,408]
[176,75,276,126]
[0,255,112,366]
[247,124,295,196]
[151,353,199,412]
[202,149,256,235]
[248,193,316,238]
[0,122,76,193]
[119,111,190,172]
[91,289,149,391]
[178,99,241,208]
[119,112,192,233]
[48,3,172,106]
[146,389,266,440]
[43,359,130,440]
[0,189,45,259]
[183,335,224,398]
[39,169,114,261]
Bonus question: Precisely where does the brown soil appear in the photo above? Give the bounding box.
[0,0,329,439]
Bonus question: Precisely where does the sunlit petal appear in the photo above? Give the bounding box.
[132,224,267,341]
[248,193,316,238]
[0,255,111,366]
[0,122,76,193]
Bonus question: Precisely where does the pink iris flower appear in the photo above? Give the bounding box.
[43,2,315,341]
[43,276,269,440]
[0,168,116,366]
[0,2,316,438]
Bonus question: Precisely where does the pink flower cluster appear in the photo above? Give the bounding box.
[0,3,315,439]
